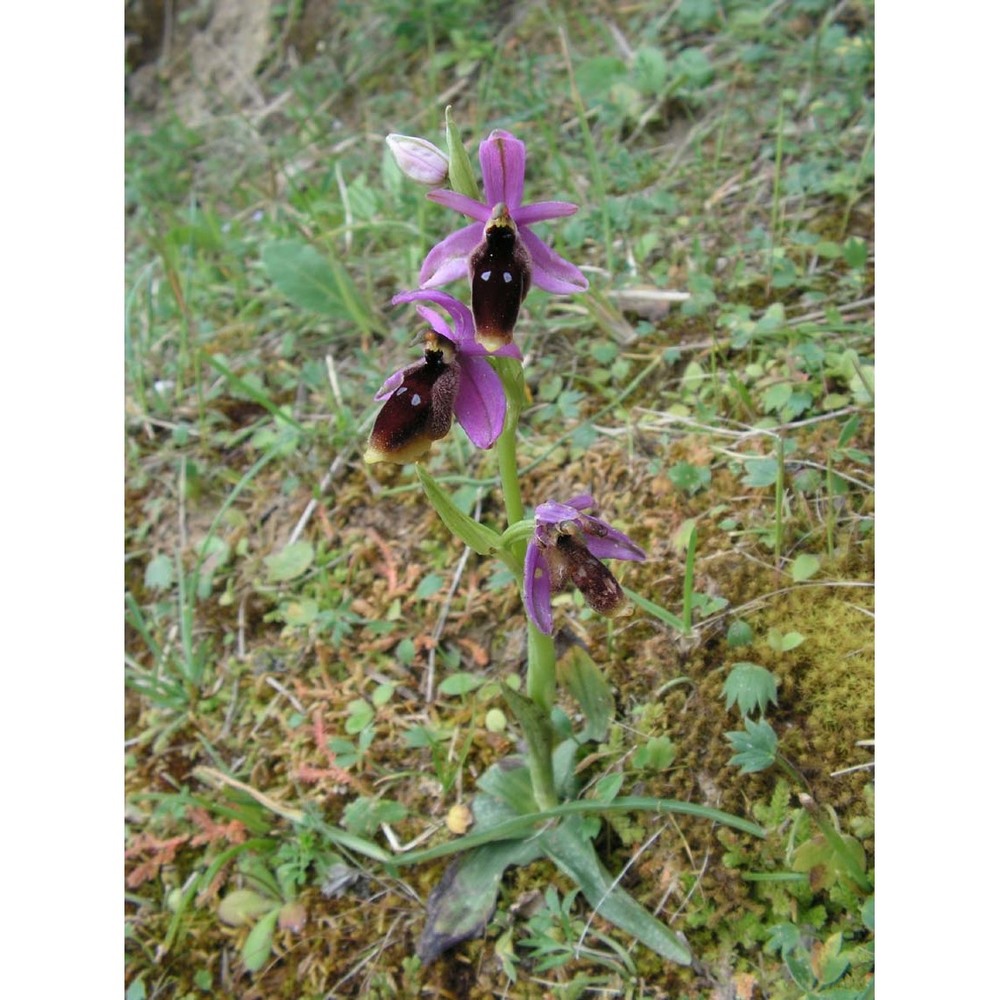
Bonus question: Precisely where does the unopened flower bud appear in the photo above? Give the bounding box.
[386,134,449,186]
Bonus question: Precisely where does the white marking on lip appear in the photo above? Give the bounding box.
[503,271,512,283]
[411,394,421,406]
[480,270,492,281]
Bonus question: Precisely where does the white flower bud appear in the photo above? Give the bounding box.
[385,133,449,186]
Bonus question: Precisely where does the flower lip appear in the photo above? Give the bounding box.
[364,347,459,465]
[469,201,532,352]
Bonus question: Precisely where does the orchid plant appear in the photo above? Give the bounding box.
[363,115,762,968]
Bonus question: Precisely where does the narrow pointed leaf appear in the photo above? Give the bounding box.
[444,107,479,200]
[558,645,614,743]
[389,796,765,868]
[540,819,692,965]
[416,464,503,557]
[623,586,685,632]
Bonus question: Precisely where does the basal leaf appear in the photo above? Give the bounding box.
[541,819,692,965]
[416,838,544,963]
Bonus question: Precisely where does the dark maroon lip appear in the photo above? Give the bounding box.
[469,223,532,346]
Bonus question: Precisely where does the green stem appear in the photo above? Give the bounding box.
[493,356,558,806]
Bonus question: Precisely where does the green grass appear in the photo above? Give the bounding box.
[126,1,873,995]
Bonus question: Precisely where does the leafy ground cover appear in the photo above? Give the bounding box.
[125,0,874,995]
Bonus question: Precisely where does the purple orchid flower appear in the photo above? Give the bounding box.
[364,290,520,465]
[419,128,589,299]
[523,494,646,635]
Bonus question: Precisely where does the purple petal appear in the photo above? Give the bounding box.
[519,228,589,294]
[564,494,596,512]
[514,201,579,225]
[523,539,554,635]
[394,289,476,346]
[419,223,483,287]
[480,130,526,209]
[583,521,647,562]
[454,355,506,448]
[535,499,591,525]
[426,189,490,222]
[414,305,455,343]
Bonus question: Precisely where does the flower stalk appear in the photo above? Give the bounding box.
[492,358,558,717]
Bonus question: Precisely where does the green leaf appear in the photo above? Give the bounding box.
[725,718,779,773]
[762,382,793,414]
[416,837,544,963]
[668,460,711,495]
[842,236,868,269]
[861,894,875,931]
[262,241,346,316]
[837,412,861,449]
[499,518,535,550]
[634,735,676,770]
[218,889,278,927]
[722,662,779,716]
[345,698,374,733]
[541,819,692,965]
[768,628,805,652]
[264,541,314,583]
[674,47,714,88]
[281,598,319,626]
[144,553,175,592]
[438,672,485,697]
[814,931,850,986]
[415,465,503,558]
[415,572,444,600]
[726,619,753,647]
[242,908,280,972]
[623,586,685,632]
[444,107,479,201]
[559,645,614,743]
[501,685,556,804]
[125,978,147,1000]
[592,772,625,803]
[633,46,669,94]
[765,921,802,959]
[742,457,779,487]
[341,796,407,837]
[790,553,820,582]
[475,759,538,818]
[484,708,507,732]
